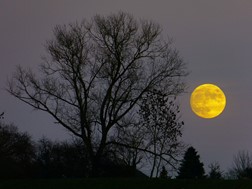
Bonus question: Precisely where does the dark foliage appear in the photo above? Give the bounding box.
[0,122,35,178]
[208,162,222,179]
[159,166,168,179]
[239,167,252,179]
[33,137,89,178]
[0,122,146,179]
[177,146,205,179]
[33,137,144,178]
[228,151,252,179]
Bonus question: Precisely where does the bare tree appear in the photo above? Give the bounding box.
[7,12,187,176]
[229,150,252,179]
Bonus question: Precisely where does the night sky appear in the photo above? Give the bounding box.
[1,0,252,174]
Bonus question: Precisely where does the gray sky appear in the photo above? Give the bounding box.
[1,0,252,174]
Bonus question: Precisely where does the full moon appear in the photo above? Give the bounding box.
[190,84,226,119]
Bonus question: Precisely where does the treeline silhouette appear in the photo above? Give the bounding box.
[2,120,252,180]
[0,122,141,179]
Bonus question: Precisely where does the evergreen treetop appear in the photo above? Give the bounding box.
[177,146,205,179]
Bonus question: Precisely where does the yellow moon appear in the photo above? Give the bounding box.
[190,84,226,119]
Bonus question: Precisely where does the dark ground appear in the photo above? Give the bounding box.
[1,178,252,189]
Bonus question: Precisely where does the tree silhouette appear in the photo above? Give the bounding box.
[159,166,168,179]
[34,137,90,178]
[139,91,184,177]
[209,162,222,179]
[177,146,205,179]
[228,150,252,179]
[208,162,222,179]
[0,122,34,178]
[8,12,187,176]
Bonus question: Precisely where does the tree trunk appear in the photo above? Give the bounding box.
[150,154,157,178]
[155,156,162,178]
